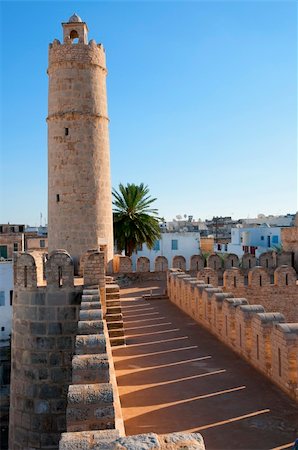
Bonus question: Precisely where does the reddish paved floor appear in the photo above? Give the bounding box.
[112,281,298,450]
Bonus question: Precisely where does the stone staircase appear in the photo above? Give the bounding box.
[67,287,115,432]
[105,279,125,347]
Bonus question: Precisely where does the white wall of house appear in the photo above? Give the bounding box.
[0,261,13,344]
[214,226,281,258]
[131,232,200,271]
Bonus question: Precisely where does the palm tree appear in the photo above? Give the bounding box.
[112,183,161,256]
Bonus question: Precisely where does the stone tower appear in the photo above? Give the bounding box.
[47,14,113,271]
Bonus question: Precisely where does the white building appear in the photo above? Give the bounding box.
[0,261,13,344]
[241,214,295,227]
[131,232,200,271]
[214,225,281,258]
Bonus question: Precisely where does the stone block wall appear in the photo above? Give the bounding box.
[220,266,298,322]
[167,270,298,402]
[9,251,82,450]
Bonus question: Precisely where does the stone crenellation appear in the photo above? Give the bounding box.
[112,251,296,275]
[167,270,298,402]
[111,254,297,321]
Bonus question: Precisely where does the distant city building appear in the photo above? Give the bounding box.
[131,232,200,271]
[205,216,242,242]
[0,224,48,260]
[0,261,13,344]
[0,224,25,259]
[241,213,295,228]
[214,225,281,258]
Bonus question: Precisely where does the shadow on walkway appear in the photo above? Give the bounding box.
[113,282,298,450]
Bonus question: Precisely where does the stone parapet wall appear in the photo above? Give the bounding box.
[112,251,297,276]
[221,266,298,322]
[167,270,298,402]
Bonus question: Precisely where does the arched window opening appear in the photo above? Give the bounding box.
[70,30,79,44]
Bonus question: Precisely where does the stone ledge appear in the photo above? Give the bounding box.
[59,431,205,450]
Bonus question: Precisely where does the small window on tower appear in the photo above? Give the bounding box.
[56,194,60,202]
[65,128,69,136]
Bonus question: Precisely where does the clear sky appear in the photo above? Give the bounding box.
[0,1,297,225]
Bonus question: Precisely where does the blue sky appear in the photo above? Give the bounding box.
[0,1,297,225]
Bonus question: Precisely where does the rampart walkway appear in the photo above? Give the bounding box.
[113,282,298,450]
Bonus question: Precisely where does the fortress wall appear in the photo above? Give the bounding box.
[221,266,298,322]
[111,251,296,278]
[9,251,82,450]
[167,270,298,402]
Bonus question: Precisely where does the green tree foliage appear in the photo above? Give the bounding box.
[112,183,161,256]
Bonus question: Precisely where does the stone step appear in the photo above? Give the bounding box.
[106,299,121,307]
[81,301,101,310]
[82,294,100,302]
[79,309,102,321]
[75,334,106,355]
[106,306,121,315]
[60,429,120,450]
[109,336,126,346]
[108,328,124,338]
[66,383,114,432]
[106,292,120,300]
[105,276,114,284]
[107,321,124,330]
[105,284,120,293]
[77,320,103,335]
[83,289,99,295]
[106,313,123,322]
[72,354,110,384]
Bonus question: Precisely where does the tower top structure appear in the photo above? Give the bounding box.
[68,13,83,22]
[62,13,89,44]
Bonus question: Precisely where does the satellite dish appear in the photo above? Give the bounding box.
[176,215,182,220]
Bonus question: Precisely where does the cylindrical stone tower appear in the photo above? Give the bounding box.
[47,14,113,271]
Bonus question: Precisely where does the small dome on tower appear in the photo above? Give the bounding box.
[68,13,83,23]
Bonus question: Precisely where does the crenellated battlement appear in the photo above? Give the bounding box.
[167,270,298,402]
[48,40,106,72]
[111,251,296,275]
